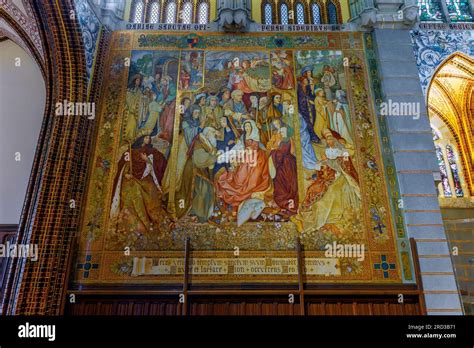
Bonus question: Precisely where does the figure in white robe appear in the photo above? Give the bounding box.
[298,115,319,170]
[330,90,354,147]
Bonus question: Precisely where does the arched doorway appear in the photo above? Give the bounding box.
[0,38,46,224]
[1,1,92,315]
[0,22,46,307]
[427,52,474,314]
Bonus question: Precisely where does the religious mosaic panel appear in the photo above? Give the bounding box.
[74,31,413,285]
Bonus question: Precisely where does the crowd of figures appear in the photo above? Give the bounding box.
[176,84,300,227]
[109,50,362,238]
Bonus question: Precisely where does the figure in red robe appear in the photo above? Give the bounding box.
[267,120,298,215]
[158,76,176,142]
[110,135,168,235]
[216,120,271,209]
[271,51,295,90]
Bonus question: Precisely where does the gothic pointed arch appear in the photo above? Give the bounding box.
[130,0,146,23]
[294,0,309,24]
[326,0,342,24]
[163,0,178,23]
[146,0,161,24]
[1,0,98,314]
[427,52,474,196]
[0,4,45,72]
[278,0,291,24]
[261,0,276,24]
[179,0,194,24]
[196,0,210,24]
[309,0,325,24]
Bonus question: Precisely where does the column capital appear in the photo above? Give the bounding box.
[350,0,419,29]
[215,0,253,32]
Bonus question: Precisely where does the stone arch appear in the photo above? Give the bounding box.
[0,6,45,75]
[1,0,97,315]
[427,52,474,196]
[261,0,277,24]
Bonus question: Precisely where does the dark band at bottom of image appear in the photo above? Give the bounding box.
[0,315,473,345]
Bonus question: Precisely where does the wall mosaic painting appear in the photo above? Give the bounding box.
[411,29,474,96]
[74,0,102,88]
[74,31,413,286]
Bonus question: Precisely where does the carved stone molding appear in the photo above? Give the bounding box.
[0,0,44,60]
[216,0,253,32]
[350,0,419,28]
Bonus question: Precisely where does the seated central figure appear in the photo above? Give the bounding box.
[216,119,271,211]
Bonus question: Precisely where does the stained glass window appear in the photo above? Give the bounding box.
[328,1,338,24]
[280,3,289,25]
[432,127,441,141]
[446,145,464,197]
[197,1,209,24]
[165,1,177,24]
[296,2,306,24]
[418,0,445,21]
[436,146,452,197]
[149,1,160,24]
[132,0,145,23]
[264,2,273,24]
[311,2,321,24]
[446,0,473,22]
[181,1,193,24]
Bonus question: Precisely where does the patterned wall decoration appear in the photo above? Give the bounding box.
[411,29,474,96]
[0,19,32,57]
[1,0,97,315]
[363,32,415,283]
[74,0,103,89]
[0,0,45,61]
[73,31,413,287]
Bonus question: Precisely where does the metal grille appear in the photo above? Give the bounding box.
[165,1,177,23]
[280,3,289,24]
[149,1,160,23]
[197,1,209,24]
[296,2,305,24]
[328,1,338,24]
[181,1,193,24]
[311,3,321,23]
[264,2,273,24]
[132,0,144,23]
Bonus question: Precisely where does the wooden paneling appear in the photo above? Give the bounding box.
[305,297,420,315]
[67,297,184,316]
[188,295,302,315]
[64,238,426,316]
[65,293,421,315]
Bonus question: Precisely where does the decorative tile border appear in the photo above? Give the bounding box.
[74,0,102,88]
[411,29,474,96]
[363,32,415,283]
[0,0,44,60]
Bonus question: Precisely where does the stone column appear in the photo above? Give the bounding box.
[351,0,463,314]
[372,28,463,315]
